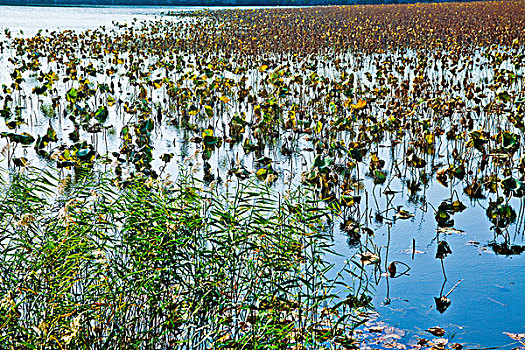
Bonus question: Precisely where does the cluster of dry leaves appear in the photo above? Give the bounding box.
[353,318,525,350]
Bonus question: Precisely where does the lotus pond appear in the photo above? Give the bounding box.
[0,2,524,349]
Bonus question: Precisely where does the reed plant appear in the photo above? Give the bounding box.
[0,167,369,349]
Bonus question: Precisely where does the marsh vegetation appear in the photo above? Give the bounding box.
[0,1,524,348]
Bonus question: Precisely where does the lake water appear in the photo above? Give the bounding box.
[0,5,169,36]
[0,5,523,348]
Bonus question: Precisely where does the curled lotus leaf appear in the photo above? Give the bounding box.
[1,132,35,145]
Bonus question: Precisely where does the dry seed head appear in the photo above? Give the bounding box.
[62,314,82,344]
[18,213,36,227]
[0,291,15,309]
[0,144,10,157]
[57,176,71,195]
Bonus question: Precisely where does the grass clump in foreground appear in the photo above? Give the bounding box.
[0,167,370,349]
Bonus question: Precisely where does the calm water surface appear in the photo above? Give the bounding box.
[0,5,175,35]
[0,5,523,348]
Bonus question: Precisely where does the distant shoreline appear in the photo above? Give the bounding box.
[0,2,238,6]
[2,1,311,6]
[0,0,473,7]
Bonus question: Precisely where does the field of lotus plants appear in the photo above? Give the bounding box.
[0,0,524,348]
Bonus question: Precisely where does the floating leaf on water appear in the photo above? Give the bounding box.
[352,99,367,110]
[46,126,57,142]
[451,200,467,213]
[369,153,385,171]
[359,251,380,265]
[187,104,199,115]
[486,199,517,228]
[229,166,250,180]
[5,119,25,129]
[426,326,445,337]
[373,169,387,184]
[383,189,398,196]
[400,248,425,255]
[160,153,174,163]
[467,130,488,153]
[350,148,363,162]
[69,129,79,142]
[367,326,384,333]
[437,227,465,235]
[202,129,219,146]
[57,160,75,169]
[107,95,116,107]
[496,88,511,102]
[435,210,453,227]
[313,155,333,173]
[13,157,28,167]
[341,220,368,245]
[501,176,523,192]
[500,131,520,153]
[432,338,449,347]
[341,193,361,207]
[140,118,154,133]
[406,180,421,194]
[265,174,278,184]
[204,105,213,118]
[94,106,108,123]
[406,153,427,168]
[256,167,268,179]
[75,147,96,163]
[436,168,448,186]
[450,164,465,180]
[254,156,272,165]
[489,242,525,256]
[66,87,77,103]
[1,132,35,145]
[243,139,258,153]
[464,179,484,199]
[503,332,525,341]
[315,120,323,134]
[395,209,414,220]
[256,164,276,182]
